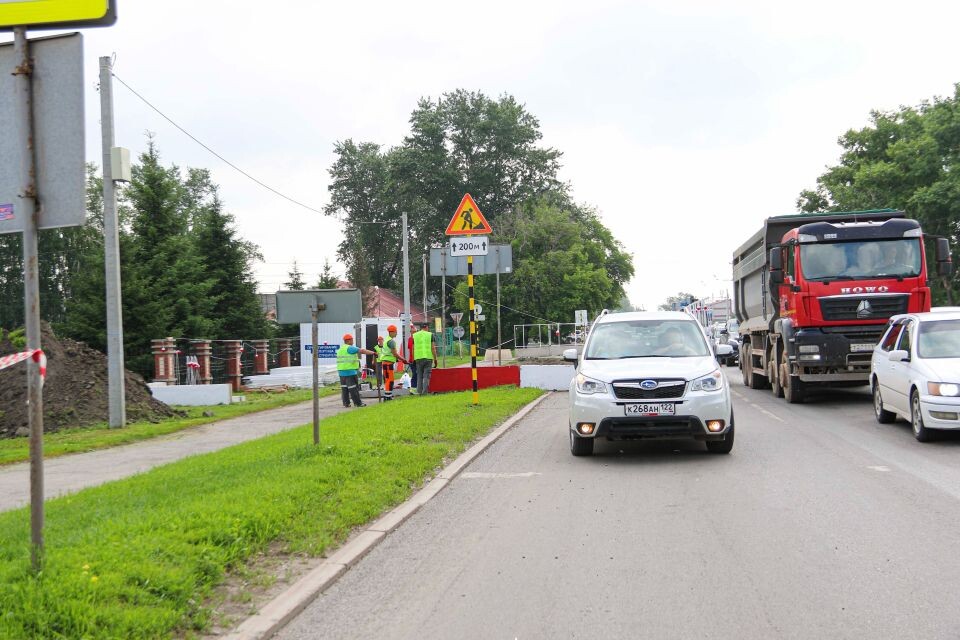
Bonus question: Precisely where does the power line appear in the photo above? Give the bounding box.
[111,73,325,216]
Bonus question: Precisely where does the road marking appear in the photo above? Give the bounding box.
[460,472,541,479]
[731,388,785,422]
[867,465,891,472]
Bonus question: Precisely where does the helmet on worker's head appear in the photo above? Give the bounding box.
[342,333,353,342]
[387,324,397,333]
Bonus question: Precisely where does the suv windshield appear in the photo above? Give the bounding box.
[801,239,921,280]
[918,319,960,358]
[584,319,710,359]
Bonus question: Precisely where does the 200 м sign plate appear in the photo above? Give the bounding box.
[449,236,489,256]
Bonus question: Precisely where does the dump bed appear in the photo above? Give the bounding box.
[732,210,903,332]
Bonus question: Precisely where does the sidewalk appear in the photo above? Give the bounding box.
[0,394,351,514]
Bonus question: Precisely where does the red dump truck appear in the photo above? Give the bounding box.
[732,210,952,403]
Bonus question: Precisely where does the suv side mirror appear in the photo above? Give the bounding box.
[562,348,579,363]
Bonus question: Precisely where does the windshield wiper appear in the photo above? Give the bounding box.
[618,354,669,358]
[809,275,855,282]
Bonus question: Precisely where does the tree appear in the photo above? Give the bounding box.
[798,84,960,303]
[316,258,339,289]
[284,261,306,290]
[659,292,697,311]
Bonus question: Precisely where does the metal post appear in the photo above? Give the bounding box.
[14,27,44,572]
[441,248,446,368]
[311,305,319,445]
[468,255,478,405]
[402,212,411,359]
[99,56,126,428]
[422,253,427,323]
[496,249,502,367]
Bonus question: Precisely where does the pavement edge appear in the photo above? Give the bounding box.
[224,390,553,640]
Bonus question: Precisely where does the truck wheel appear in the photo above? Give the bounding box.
[783,371,805,403]
[570,430,595,456]
[872,380,895,424]
[748,364,768,390]
[770,358,784,398]
[741,355,751,386]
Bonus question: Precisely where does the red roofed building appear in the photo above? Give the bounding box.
[335,280,425,320]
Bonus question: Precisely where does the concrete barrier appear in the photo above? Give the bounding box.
[519,364,575,391]
[483,349,514,363]
[148,383,233,406]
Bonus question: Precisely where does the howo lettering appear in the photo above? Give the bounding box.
[732,210,952,403]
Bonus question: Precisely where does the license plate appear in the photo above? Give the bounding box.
[624,403,675,416]
[851,343,875,353]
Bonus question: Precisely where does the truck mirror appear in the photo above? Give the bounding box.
[936,238,953,276]
[768,247,784,285]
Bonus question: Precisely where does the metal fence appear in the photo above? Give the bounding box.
[513,323,586,355]
[167,337,301,385]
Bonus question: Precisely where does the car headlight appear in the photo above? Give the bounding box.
[927,382,960,397]
[691,369,724,392]
[576,373,607,395]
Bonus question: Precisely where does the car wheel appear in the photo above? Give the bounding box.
[569,429,594,456]
[706,425,734,454]
[911,389,934,442]
[872,380,895,424]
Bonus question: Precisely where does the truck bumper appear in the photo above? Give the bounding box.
[791,327,884,382]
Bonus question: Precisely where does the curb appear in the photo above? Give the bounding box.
[224,391,553,640]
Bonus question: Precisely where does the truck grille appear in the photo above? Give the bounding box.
[819,294,909,321]
[612,379,686,400]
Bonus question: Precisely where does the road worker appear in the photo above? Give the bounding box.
[379,325,407,400]
[337,334,375,408]
[412,321,439,395]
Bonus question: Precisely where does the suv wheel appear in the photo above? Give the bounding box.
[706,425,734,454]
[911,389,934,442]
[569,429,594,456]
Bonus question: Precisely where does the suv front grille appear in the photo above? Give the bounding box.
[819,294,908,321]
[612,379,686,400]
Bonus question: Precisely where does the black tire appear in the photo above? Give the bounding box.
[872,380,896,424]
[782,353,805,404]
[749,370,769,390]
[741,354,752,387]
[706,425,734,454]
[570,430,595,456]
[911,389,935,442]
[770,357,784,398]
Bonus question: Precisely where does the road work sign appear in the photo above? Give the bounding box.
[0,0,116,30]
[445,193,492,236]
[450,236,489,256]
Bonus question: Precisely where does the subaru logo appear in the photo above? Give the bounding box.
[640,380,658,390]
[856,300,873,318]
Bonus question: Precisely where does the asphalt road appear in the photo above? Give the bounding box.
[275,379,960,640]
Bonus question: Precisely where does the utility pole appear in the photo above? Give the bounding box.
[100,56,126,428]
[402,212,411,358]
[13,27,44,572]
[422,253,427,323]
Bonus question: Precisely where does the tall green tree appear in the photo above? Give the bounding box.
[316,259,339,289]
[798,84,960,303]
[284,261,306,290]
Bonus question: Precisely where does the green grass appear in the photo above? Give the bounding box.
[0,387,336,467]
[0,386,542,639]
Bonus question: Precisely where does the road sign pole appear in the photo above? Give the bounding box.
[99,55,126,429]
[402,212,411,360]
[441,247,446,369]
[13,27,45,572]
[468,255,478,405]
[311,305,319,445]
[496,248,502,367]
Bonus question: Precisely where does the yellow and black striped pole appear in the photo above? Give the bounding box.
[468,255,479,405]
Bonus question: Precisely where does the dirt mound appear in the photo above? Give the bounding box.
[0,323,176,437]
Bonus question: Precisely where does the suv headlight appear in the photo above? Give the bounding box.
[927,382,960,397]
[691,369,724,392]
[576,373,607,395]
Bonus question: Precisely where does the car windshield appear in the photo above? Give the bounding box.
[584,319,710,359]
[917,319,960,358]
[801,239,922,280]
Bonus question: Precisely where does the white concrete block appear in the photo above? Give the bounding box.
[149,383,233,406]
[520,365,575,391]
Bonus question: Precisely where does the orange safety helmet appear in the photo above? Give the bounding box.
[342,333,353,341]
[387,324,397,333]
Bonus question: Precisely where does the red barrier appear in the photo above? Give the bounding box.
[428,366,520,393]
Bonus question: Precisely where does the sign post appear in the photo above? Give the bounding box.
[446,194,493,405]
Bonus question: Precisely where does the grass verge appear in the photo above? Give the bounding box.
[0,386,543,639]
[0,387,335,467]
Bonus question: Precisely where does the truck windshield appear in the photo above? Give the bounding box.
[584,320,710,359]
[800,239,921,280]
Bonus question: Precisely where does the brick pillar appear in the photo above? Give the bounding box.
[192,340,213,384]
[152,337,177,384]
[225,340,243,391]
[277,339,292,368]
[253,339,270,375]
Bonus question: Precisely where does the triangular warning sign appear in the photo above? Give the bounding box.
[445,193,492,236]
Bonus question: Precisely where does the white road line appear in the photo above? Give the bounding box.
[460,472,542,479]
[867,465,891,472]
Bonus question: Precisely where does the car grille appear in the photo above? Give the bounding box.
[612,379,686,400]
[819,294,908,321]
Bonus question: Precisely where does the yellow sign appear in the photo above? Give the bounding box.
[445,193,492,236]
[0,0,115,30]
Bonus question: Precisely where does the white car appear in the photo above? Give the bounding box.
[871,309,960,441]
[564,310,734,457]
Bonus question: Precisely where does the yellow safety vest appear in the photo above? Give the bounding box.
[413,330,433,360]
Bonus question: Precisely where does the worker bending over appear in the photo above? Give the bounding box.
[378,324,408,400]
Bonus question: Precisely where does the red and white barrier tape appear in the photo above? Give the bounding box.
[0,349,47,386]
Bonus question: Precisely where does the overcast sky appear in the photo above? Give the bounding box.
[7,0,959,317]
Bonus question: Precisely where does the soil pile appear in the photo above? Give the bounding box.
[0,323,176,437]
